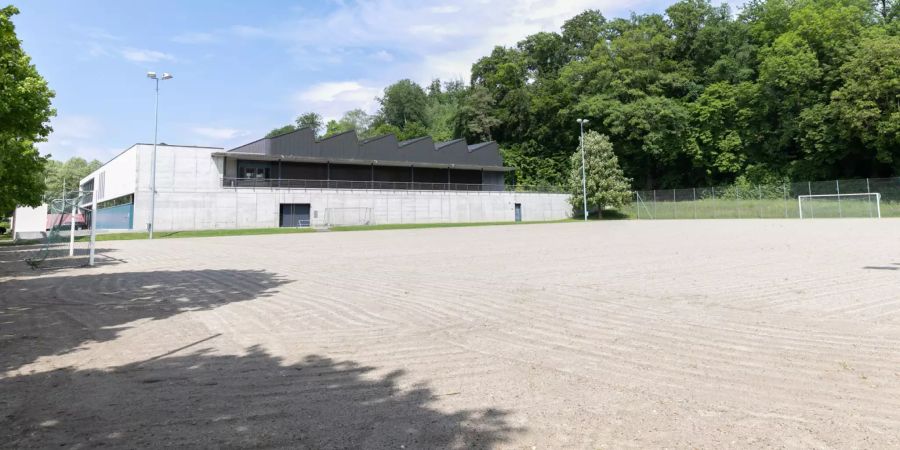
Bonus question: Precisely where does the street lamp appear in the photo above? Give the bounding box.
[146,71,173,239]
[576,118,589,221]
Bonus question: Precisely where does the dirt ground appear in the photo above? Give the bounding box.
[2,220,899,448]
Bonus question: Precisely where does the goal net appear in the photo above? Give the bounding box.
[798,193,881,219]
[323,207,373,227]
[25,191,97,269]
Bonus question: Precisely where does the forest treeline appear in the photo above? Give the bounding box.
[274,0,900,189]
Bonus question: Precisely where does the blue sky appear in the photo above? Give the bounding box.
[13,0,740,163]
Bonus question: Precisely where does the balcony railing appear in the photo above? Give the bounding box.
[222,177,565,193]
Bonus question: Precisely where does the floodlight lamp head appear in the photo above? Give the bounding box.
[147,71,157,79]
[576,118,583,123]
[161,72,173,80]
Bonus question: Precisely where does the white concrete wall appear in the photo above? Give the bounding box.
[84,143,570,231]
[80,146,138,203]
[146,188,572,231]
[12,204,48,239]
[131,144,223,230]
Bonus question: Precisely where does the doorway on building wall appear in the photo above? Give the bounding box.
[279,203,311,227]
[514,203,522,222]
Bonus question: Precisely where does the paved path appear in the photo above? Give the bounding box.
[2,220,899,448]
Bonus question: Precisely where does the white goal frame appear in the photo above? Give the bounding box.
[323,207,373,227]
[798,193,881,219]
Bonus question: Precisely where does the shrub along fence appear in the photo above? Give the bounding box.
[633,177,900,219]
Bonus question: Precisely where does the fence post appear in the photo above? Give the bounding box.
[866,178,872,218]
[808,181,814,219]
[692,188,697,219]
[653,190,657,219]
[712,187,717,219]
[635,192,639,220]
[736,185,742,219]
[757,184,763,218]
[836,179,842,218]
[672,189,677,219]
[783,183,788,219]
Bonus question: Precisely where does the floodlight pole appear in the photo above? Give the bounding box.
[146,71,172,239]
[149,76,159,239]
[577,119,589,221]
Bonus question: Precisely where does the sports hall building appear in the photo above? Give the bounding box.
[79,127,571,231]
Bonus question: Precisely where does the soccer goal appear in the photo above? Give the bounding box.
[323,207,373,227]
[798,193,881,219]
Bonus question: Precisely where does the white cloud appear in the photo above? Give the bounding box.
[428,5,461,14]
[191,127,250,140]
[228,0,628,85]
[231,25,271,39]
[37,115,120,162]
[120,48,176,63]
[294,81,381,121]
[371,50,394,62]
[172,32,217,44]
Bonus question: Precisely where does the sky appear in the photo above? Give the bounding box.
[13,0,741,163]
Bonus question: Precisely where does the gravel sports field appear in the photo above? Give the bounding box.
[2,220,899,448]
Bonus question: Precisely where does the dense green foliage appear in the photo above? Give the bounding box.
[43,157,102,199]
[266,112,325,138]
[477,0,900,188]
[0,6,55,213]
[276,0,898,189]
[568,131,632,216]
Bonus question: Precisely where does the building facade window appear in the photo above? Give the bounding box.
[237,160,272,179]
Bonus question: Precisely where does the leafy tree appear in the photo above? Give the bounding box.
[295,112,324,137]
[322,109,374,138]
[265,112,325,138]
[568,131,631,217]
[0,6,55,212]
[378,79,428,127]
[43,157,102,199]
[829,31,900,171]
[339,109,374,134]
[455,86,501,142]
[561,10,607,60]
[323,120,350,138]
[265,124,297,138]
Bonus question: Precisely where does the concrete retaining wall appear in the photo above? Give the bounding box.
[133,188,572,231]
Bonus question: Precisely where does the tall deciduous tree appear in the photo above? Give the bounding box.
[454,86,501,142]
[378,79,428,128]
[295,112,324,137]
[43,157,102,199]
[0,6,55,213]
[568,131,631,217]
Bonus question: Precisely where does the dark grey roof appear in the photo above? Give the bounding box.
[222,128,506,170]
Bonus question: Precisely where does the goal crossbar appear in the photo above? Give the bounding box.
[798,193,881,219]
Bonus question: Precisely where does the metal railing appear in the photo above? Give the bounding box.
[222,177,566,193]
[634,177,900,219]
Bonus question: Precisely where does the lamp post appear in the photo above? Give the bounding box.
[576,118,589,221]
[146,71,173,239]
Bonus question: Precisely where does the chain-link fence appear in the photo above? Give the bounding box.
[634,177,900,219]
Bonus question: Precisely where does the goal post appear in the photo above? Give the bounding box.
[798,193,881,219]
[323,207,373,227]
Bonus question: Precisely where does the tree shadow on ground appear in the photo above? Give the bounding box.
[0,346,521,448]
[0,269,290,373]
[0,246,122,275]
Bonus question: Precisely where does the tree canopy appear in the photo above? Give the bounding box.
[43,157,102,200]
[0,6,55,213]
[271,0,898,190]
[568,131,632,216]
